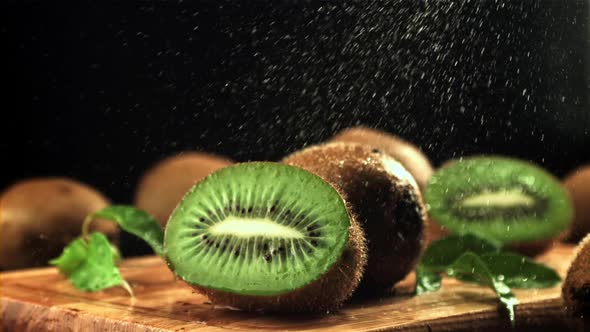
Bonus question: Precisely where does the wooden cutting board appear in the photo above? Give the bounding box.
[1,243,586,331]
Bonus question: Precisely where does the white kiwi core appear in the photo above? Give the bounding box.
[209,218,305,239]
[460,189,535,208]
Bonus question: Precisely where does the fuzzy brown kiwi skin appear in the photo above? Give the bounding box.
[330,126,433,192]
[0,177,118,270]
[283,142,427,295]
[135,152,233,227]
[562,233,590,317]
[561,166,590,244]
[186,219,367,312]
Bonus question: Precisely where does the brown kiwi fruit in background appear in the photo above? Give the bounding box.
[329,126,434,192]
[0,177,118,270]
[134,152,233,227]
[283,142,427,295]
[562,233,590,317]
[561,165,590,243]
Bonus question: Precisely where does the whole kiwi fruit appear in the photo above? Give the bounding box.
[562,165,590,243]
[0,177,118,270]
[164,162,367,312]
[563,233,590,317]
[330,126,433,192]
[283,142,427,295]
[426,156,573,256]
[135,152,233,227]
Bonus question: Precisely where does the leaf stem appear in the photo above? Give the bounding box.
[81,214,95,241]
[120,279,135,298]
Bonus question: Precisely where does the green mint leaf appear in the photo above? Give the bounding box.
[89,205,164,256]
[448,252,519,326]
[480,252,560,289]
[415,265,442,295]
[50,237,88,275]
[51,238,121,273]
[69,232,131,294]
[451,252,560,289]
[420,234,501,270]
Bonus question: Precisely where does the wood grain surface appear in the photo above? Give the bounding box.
[1,243,587,331]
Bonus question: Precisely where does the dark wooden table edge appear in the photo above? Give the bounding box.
[3,296,587,332]
[1,297,169,332]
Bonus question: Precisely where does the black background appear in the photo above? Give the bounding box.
[2,1,589,256]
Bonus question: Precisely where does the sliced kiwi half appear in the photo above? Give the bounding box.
[426,156,573,247]
[164,162,366,312]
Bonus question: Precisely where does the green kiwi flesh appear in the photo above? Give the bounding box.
[426,156,573,245]
[164,162,355,299]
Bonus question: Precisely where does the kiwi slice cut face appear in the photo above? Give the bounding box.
[426,156,572,244]
[164,162,351,297]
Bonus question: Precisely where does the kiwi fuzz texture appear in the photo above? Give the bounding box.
[0,177,118,270]
[164,162,367,312]
[330,126,433,191]
[135,152,233,227]
[563,234,590,317]
[283,142,427,294]
[562,166,590,243]
[426,156,573,255]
